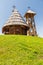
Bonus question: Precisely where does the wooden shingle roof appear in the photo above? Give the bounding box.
[3,7,28,27]
[26,9,36,14]
[24,9,36,17]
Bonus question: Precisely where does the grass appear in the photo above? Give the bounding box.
[0,35,43,65]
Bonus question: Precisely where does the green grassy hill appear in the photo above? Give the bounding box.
[0,35,43,65]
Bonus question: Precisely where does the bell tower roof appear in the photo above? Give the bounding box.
[24,8,36,17]
[26,9,36,14]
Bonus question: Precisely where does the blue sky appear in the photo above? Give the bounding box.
[0,0,43,37]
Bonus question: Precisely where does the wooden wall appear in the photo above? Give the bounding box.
[2,25,27,35]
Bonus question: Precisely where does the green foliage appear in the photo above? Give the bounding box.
[0,35,43,65]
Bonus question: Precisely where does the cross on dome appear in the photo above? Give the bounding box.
[28,6,30,10]
[12,5,16,12]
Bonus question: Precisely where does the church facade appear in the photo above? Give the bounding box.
[2,7,37,36]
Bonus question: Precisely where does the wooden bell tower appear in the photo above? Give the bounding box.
[24,8,37,36]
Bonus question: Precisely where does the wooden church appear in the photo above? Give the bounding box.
[2,6,37,36]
